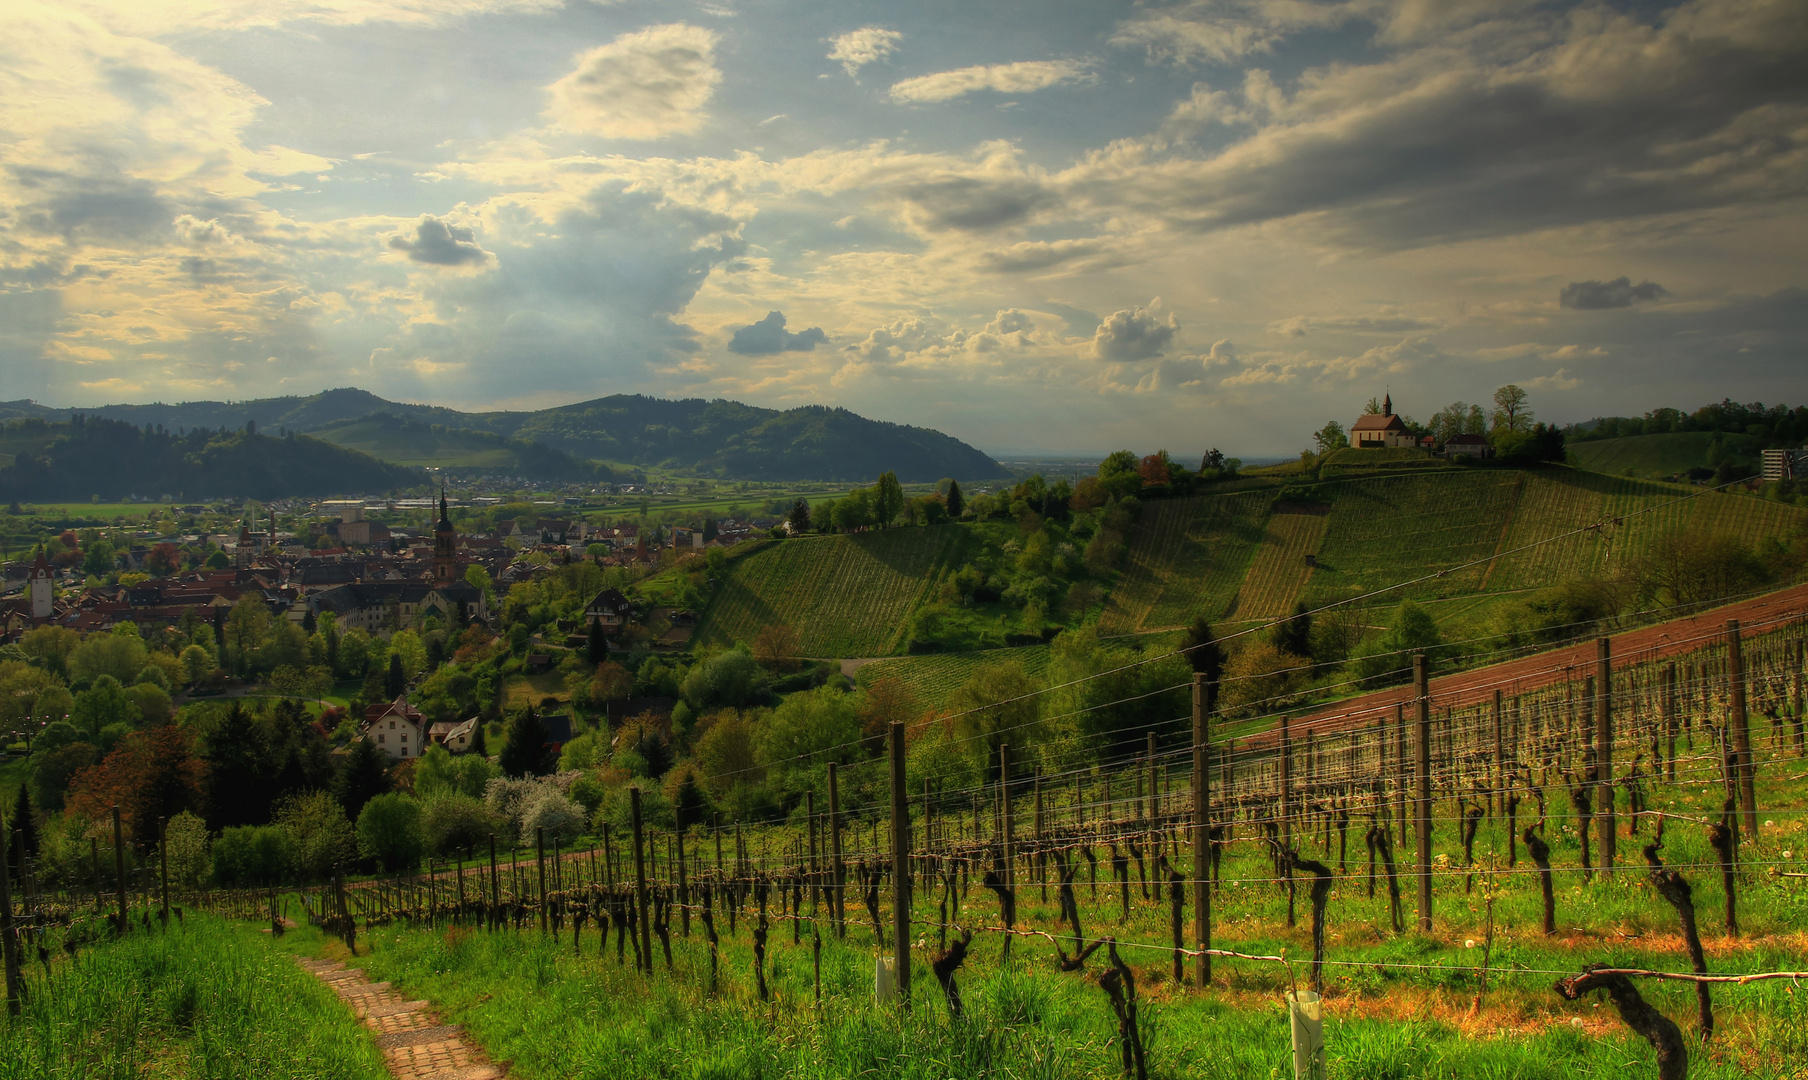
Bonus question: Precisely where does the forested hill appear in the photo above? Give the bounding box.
[0,416,422,500]
[0,389,1005,483]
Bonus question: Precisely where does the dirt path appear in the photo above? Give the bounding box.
[297,956,507,1080]
[1273,582,1808,744]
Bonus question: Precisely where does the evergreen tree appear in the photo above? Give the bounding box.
[9,785,39,871]
[945,479,965,519]
[385,652,405,698]
[204,703,272,829]
[787,498,811,533]
[499,706,554,777]
[1272,601,1314,659]
[333,737,392,821]
[586,619,607,666]
[468,721,488,759]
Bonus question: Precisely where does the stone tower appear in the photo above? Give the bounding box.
[432,489,458,585]
[28,544,53,620]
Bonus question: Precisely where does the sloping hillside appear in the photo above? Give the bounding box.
[1100,468,1806,635]
[309,414,629,480]
[1569,430,1756,479]
[695,527,980,657]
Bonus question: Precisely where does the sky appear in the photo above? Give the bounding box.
[1,0,1805,457]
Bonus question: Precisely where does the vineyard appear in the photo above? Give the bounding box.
[1102,470,1808,636]
[9,599,1806,1079]
[694,527,979,657]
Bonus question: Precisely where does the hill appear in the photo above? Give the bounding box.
[683,466,1806,662]
[0,416,422,500]
[307,414,630,481]
[0,389,1004,483]
[1100,467,1806,636]
[1568,430,1756,479]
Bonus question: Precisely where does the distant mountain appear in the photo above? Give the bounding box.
[0,389,1005,483]
[0,415,422,501]
[307,413,632,483]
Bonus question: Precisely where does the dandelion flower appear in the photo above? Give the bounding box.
[1465,939,1477,949]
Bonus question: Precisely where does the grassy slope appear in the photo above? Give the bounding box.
[0,915,388,1080]
[854,645,1053,714]
[1104,467,1808,636]
[1569,430,1755,478]
[695,528,978,657]
[310,417,522,468]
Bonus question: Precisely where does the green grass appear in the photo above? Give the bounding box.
[1570,431,1756,479]
[854,646,1053,715]
[283,749,1808,1080]
[8,503,164,520]
[695,527,980,657]
[0,914,388,1080]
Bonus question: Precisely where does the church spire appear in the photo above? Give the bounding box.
[1382,390,1393,415]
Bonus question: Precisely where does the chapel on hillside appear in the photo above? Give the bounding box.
[1352,393,1415,448]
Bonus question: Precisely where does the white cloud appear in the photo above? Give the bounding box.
[65,0,563,34]
[1090,299,1179,361]
[548,24,721,140]
[890,60,1093,104]
[829,27,902,77]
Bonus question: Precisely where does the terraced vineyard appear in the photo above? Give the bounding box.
[695,526,979,657]
[1229,506,1329,620]
[1107,467,1808,636]
[1097,490,1270,634]
[853,645,1052,714]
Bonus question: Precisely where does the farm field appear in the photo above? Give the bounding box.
[696,526,980,657]
[1231,505,1329,621]
[854,644,1052,714]
[1569,430,1755,478]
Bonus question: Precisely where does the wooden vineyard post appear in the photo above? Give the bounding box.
[999,744,1014,892]
[1395,703,1409,848]
[1492,691,1504,818]
[488,834,499,924]
[1596,638,1615,877]
[1414,655,1433,933]
[1281,713,1295,929]
[888,721,911,1004]
[112,805,128,935]
[829,761,845,940]
[1147,731,1159,862]
[1192,672,1211,986]
[807,793,819,909]
[676,824,689,938]
[630,787,652,973]
[1727,620,1758,840]
[1665,664,1679,782]
[1034,775,1046,902]
[537,827,548,936]
[1,828,19,1015]
[159,817,170,925]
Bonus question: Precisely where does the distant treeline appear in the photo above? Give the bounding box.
[1573,399,1808,447]
[0,415,422,500]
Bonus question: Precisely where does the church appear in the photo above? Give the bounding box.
[1351,393,1416,448]
[300,491,487,635]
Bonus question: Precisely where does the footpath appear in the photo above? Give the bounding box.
[296,956,508,1080]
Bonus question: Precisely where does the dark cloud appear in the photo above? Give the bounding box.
[900,176,1057,231]
[1560,277,1669,310]
[14,169,173,241]
[388,215,490,266]
[727,310,827,355]
[1091,301,1178,360]
[1101,2,1808,249]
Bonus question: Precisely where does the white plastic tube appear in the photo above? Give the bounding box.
[1287,989,1325,1080]
[875,955,896,1004]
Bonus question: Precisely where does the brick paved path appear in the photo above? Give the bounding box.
[297,957,507,1080]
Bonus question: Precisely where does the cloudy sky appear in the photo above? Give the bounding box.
[2,0,1805,456]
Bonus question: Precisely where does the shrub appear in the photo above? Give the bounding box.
[356,793,424,873]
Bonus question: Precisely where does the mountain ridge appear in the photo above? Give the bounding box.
[0,389,1004,483]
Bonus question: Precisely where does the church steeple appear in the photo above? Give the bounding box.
[1382,391,1393,416]
[432,487,458,584]
[28,543,53,620]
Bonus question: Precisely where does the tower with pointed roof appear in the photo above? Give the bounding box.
[432,489,459,585]
[28,543,54,620]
